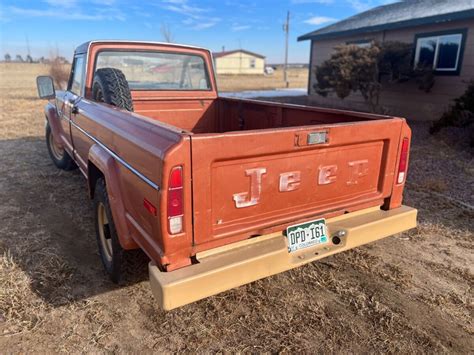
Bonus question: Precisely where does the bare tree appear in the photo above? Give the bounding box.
[4,53,11,62]
[160,24,174,43]
[15,54,24,62]
[26,54,33,63]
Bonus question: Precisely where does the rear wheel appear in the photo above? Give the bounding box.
[45,123,76,170]
[92,68,134,111]
[94,178,124,283]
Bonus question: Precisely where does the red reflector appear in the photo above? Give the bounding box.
[169,166,183,188]
[143,198,157,216]
[397,138,409,184]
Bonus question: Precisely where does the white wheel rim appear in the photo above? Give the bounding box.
[49,131,64,160]
[98,202,113,262]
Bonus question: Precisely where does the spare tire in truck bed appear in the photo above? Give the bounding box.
[92,68,134,111]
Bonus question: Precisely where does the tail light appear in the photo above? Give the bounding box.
[397,138,409,184]
[167,166,183,234]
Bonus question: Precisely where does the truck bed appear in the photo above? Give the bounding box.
[129,94,407,250]
[212,98,386,133]
[131,96,384,134]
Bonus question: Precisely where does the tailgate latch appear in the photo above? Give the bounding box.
[296,131,328,146]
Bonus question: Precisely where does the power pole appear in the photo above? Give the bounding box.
[25,35,33,63]
[283,11,290,88]
[26,35,30,56]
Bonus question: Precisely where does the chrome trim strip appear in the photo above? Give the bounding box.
[66,117,160,191]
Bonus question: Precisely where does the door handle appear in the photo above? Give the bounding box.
[67,98,79,114]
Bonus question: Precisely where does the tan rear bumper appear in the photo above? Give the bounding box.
[149,205,417,310]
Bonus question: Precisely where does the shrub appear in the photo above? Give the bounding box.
[315,41,434,112]
[430,81,474,147]
[378,41,435,92]
[315,44,381,112]
[49,57,70,90]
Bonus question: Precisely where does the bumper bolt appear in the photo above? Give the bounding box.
[336,230,346,237]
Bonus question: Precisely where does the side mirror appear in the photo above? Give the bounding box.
[36,76,56,99]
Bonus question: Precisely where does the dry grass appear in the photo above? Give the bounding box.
[216,67,308,91]
[28,63,308,93]
[423,177,448,192]
[0,63,473,352]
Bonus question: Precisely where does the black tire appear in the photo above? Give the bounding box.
[45,123,76,170]
[92,68,134,112]
[94,178,124,283]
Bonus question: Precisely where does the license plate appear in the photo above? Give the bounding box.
[286,219,328,252]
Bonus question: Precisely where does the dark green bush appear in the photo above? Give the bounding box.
[315,44,381,112]
[315,41,434,112]
[430,81,474,147]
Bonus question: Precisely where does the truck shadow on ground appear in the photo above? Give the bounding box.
[0,136,149,307]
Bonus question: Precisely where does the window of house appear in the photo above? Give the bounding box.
[414,30,466,74]
[68,55,85,95]
[250,58,256,68]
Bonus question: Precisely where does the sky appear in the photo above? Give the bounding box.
[0,0,396,64]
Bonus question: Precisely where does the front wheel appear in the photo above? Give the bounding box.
[94,178,124,283]
[45,123,76,170]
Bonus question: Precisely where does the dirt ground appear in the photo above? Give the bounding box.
[0,63,473,353]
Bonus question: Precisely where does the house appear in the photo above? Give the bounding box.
[298,0,474,120]
[213,49,265,75]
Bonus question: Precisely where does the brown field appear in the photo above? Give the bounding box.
[0,63,473,352]
[216,67,308,91]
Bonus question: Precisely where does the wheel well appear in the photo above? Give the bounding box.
[88,161,104,199]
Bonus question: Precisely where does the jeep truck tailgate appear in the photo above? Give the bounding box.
[190,119,404,247]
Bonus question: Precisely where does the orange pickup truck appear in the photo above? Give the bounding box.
[36,40,417,310]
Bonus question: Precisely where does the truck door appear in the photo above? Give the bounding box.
[51,90,74,158]
[65,54,88,174]
[51,58,84,160]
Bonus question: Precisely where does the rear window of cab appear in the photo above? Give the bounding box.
[95,51,211,91]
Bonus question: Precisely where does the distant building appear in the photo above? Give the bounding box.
[213,49,265,75]
[298,0,474,120]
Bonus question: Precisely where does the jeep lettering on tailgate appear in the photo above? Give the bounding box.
[233,160,370,208]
